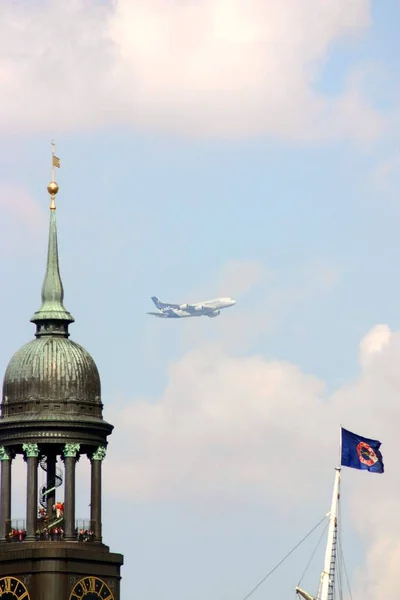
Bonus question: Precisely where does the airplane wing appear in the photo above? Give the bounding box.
[146,312,170,318]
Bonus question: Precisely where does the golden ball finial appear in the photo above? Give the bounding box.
[47,181,59,196]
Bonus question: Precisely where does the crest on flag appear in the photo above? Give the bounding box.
[356,442,378,467]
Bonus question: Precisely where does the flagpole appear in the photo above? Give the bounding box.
[318,467,341,600]
[317,427,343,600]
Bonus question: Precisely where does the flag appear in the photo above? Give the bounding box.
[341,427,384,473]
[52,155,61,168]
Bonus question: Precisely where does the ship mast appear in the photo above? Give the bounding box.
[318,467,341,600]
[296,467,341,600]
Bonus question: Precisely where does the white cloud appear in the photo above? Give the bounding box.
[103,323,400,598]
[105,345,329,508]
[0,0,384,141]
[359,323,391,368]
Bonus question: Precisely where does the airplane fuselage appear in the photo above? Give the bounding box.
[147,296,236,319]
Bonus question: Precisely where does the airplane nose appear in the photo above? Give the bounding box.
[231,299,236,305]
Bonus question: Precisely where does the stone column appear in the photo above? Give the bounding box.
[0,446,12,541]
[90,446,107,542]
[63,443,80,540]
[23,443,39,541]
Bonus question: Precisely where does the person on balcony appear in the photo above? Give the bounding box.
[54,501,64,518]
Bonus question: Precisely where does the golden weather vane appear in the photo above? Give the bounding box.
[47,140,61,210]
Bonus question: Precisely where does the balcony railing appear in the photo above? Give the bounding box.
[6,518,95,543]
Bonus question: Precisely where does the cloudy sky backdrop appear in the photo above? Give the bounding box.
[1,1,400,599]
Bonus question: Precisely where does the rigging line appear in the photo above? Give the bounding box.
[337,538,353,600]
[335,548,343,600]
[239,515,328,600]
[337,495,351,600]
[297,522,329,586]
[335,555,343,600]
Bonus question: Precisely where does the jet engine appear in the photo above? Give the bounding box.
[179,304,189,310]
[194,305,203,311]
[208,310,220,318]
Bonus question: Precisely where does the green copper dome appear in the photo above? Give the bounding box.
[1,194,103,420]
[2,336,102,417]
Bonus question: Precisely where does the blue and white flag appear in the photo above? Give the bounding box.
[341,427,384,473]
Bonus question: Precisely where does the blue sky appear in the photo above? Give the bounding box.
[1,1,400,599]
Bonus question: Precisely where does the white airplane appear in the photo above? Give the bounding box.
[147,295,236,319]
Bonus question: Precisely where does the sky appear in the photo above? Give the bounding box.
[0,1,400,598]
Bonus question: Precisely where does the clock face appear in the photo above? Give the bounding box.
[69,577,115,600]
[0,577,30,599]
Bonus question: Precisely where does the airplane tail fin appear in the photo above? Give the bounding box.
[151,296,164,309]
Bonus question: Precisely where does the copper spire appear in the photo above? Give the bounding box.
[31,142,74,328]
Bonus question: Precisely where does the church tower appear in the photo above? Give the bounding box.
[0,146,123,600]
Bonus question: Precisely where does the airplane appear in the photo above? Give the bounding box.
[147,295,236,319]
